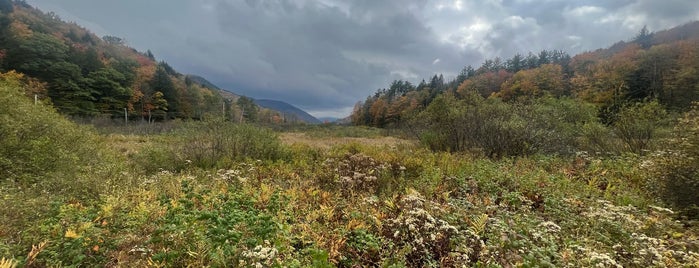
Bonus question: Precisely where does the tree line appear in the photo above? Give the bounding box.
[352,23,699,154]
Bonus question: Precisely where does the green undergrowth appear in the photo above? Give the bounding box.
[2,78,698,267]
[3,137,699,267]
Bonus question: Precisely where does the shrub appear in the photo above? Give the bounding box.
[613,101,667,155]
[579,121,620,154]
[178,120,289,167]
[0,72,121,263]
[415,93,597,157]
[135,118,289,171]
[644,103,699,218]
[0,73,106,195]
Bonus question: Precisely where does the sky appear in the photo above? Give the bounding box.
[26,0,699,118]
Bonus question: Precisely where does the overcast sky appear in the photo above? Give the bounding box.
[26,0,699,118]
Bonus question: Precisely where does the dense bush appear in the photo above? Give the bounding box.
[0,73,106,196]
[414,92,597,157]
[178,119,289,167]
[136,118,289,172]
[645,103,699,218]
[0,72,127,261]
[2,127,698,266]
[613,101,668,155]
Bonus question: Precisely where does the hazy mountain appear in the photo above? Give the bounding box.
[318,117,339,123]
[254,99,321,124]
[185,75,319,124]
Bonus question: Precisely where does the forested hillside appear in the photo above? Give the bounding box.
[352,22,699,129]
[0,0,307,123]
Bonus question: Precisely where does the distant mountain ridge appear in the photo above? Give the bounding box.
[254,99,321,124]
[186,75,320,124]
[318,117,339,123]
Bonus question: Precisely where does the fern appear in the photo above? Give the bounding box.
[0,258,17,268]
[468,213,489,236]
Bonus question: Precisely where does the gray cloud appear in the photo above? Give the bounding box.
[25,0,699,117]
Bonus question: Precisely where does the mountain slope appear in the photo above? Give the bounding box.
[351,20,699,127]
[0,2,318,125]
[0,2,228,120]
[254,99,321,124]
[186,74,222,91]
[186,74,320,124]
[186,74,240,102]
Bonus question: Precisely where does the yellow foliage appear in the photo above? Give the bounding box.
[100,196,121,218]
[319,205,335,221]
[0,258,17,268]
[64,229,80,239]
[0,70,24,86]
[468,214,489,236]
[256,183,274,206]
[8,21,32,38]
[346,218,367,231]
[23,241,48,267]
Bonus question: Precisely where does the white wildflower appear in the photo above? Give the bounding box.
[589,251,622,268]
[538,221,561,233]
[649,205,674,214]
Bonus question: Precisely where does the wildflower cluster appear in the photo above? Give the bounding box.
[239,240,280,268]
[324,153,386,196]
[615,232,699,266]
[217,168,246,183]
[216,162,259,184]
[382,190,480,267]
[574,199,699,267]
[530,221,562,242]
[565,245,623,268]
[584,200,642,228]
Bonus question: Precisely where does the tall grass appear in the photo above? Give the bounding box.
[135,118,289,172]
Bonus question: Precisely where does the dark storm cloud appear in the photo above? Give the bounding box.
[207,0,458,112]
[25,0,699,117]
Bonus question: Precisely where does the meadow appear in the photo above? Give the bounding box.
[1,78,699,267]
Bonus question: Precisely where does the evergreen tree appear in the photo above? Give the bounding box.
[68,47,103,76]
[236,96,259,123]
[0,0,13,14]
[150,66,179,118]
[538,50,551,66]
[506,54,524,73]
[87,67,130,115]
[46,62,97,115]
[146,49,155,60]
[457,65,475,85]
[634,25,654,49]
[5,33,68,79]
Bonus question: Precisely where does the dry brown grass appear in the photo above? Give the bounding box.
[279,132,416,149]
[104,134,151,157]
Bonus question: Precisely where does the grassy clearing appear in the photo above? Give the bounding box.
[280,132,415,150]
